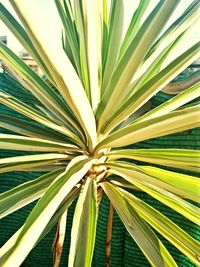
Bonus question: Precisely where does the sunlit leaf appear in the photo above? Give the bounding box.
[101,182,178,267]
[69,177,97,267]
[107,148,200,172]
[97,105,200,149]
[0,156,94,267]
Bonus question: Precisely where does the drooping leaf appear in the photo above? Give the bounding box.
[0,156,94,267]
[101,182,178,267]
[0,169,64,219]
[68,176,97,267]
[115,185,200,266]
[105,161,200,202]
[106,161,200,225]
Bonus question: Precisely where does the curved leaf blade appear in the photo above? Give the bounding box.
[0,156,94,267]
[107,161,200,225]
[105,161,200,201]
[101,182,178,267]
[115,185,200,266]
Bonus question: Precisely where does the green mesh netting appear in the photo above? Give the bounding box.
[0,72,199,267]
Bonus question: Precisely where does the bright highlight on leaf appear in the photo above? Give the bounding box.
[0,0,200,266]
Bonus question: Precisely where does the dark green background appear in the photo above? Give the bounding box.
[0,72,199,266]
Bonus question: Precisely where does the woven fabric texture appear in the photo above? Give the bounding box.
[0,72,199,267]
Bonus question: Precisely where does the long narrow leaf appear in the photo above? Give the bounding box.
[0,156,94,267]
[55,0,81,77]
[0,41,81,134]
[141,165,200,200]
[101,182,177,267]
[107,148,200,172]
[0,169,64,219]
[0,90,84,147]
[0,3,54,83]
[0,134,79,152]
[105,161,200,202]
[101,0,124,95]
[119,0,149,59]
[68,177,97,267]
[10,0,97,152]
[0,185,80,259]
[147,0,200,58]
[101,0,109,78]
[96,105,200,150]
[107,162,200,225]
[130,81,200,126]
[115,185,200,266]
[134,1,200,89]
[74,0,101,110]
[0,114,72,144]
[96,0,178,131]
[102,42,200,134]
[0,153,70,174]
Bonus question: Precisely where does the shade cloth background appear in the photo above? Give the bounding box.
[0,72,199,267]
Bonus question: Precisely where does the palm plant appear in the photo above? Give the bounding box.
[0,0,200,266]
